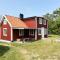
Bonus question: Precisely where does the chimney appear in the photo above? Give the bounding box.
[20,13,24,20]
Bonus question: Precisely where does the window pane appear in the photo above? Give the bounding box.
[43,20,46,25]
[3,19,7,24]
[3,28,7,36]
[29,29,34,35]
[39,18,42,24]
[38,29,41,35]
[19,29,24,36]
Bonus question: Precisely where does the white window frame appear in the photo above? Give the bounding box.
[3,18,7,25]
[39,18,42,24]
[38,28,41,35]
[3,28,7,36]
[19,29,24,36]
[43,20,46,25]
[29,29,34,35]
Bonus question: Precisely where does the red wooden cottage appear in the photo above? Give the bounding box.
[0,14,48,42]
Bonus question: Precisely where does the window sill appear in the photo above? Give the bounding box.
[3,35,7,36]
[39,23,42,24]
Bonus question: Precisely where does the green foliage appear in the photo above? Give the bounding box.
[44,8,60,34]
[53,8,60,16]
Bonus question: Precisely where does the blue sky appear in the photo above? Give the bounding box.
[0,0,60,17]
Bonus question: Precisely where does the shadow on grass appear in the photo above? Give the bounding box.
[0,45,10,56]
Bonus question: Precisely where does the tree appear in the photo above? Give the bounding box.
[53,8,60,16]
[43,8,60,35]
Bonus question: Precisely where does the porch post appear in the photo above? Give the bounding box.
[41,27,44,39]
[35,29,37,40]
[11,27,13,41]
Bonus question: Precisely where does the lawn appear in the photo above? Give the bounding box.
[0,35,60,60]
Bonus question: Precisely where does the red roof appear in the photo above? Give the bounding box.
[6,15,28,28]
[23,18,36,28]
[5,15,36,29]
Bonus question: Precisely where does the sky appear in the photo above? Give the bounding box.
[0,0,60,17]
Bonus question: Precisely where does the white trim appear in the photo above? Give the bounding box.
[41,27,44,39]
[13,27,36,29]
[34,15,38,40]
[11,27,13,41]
[24,28,36,29]
[0,39,11,43]
[35,17,37,28]
[3,28,7,36]
[3,15,12,27]
[13,27,24,29]
[0,15,3,21]
[35,29,37,40]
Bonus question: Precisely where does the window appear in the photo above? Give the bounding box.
[19,29,24,36]
[39,18,42,24]
[3,28,7,36]
[29,29,34,35]
[43,20,46,25]
[3,17,7,24]
[44,28,47,35]
[38,28,41,35]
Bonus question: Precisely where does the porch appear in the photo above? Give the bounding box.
[13,29,37,41]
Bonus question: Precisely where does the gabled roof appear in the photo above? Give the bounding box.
[4,15,47,29]
[5,15,28,28]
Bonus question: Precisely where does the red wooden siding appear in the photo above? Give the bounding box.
[0,28,1,39]
[1,22,11,41]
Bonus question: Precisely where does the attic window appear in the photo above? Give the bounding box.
[3,17,7,24]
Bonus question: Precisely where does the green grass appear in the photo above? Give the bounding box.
[0,34,60,60]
